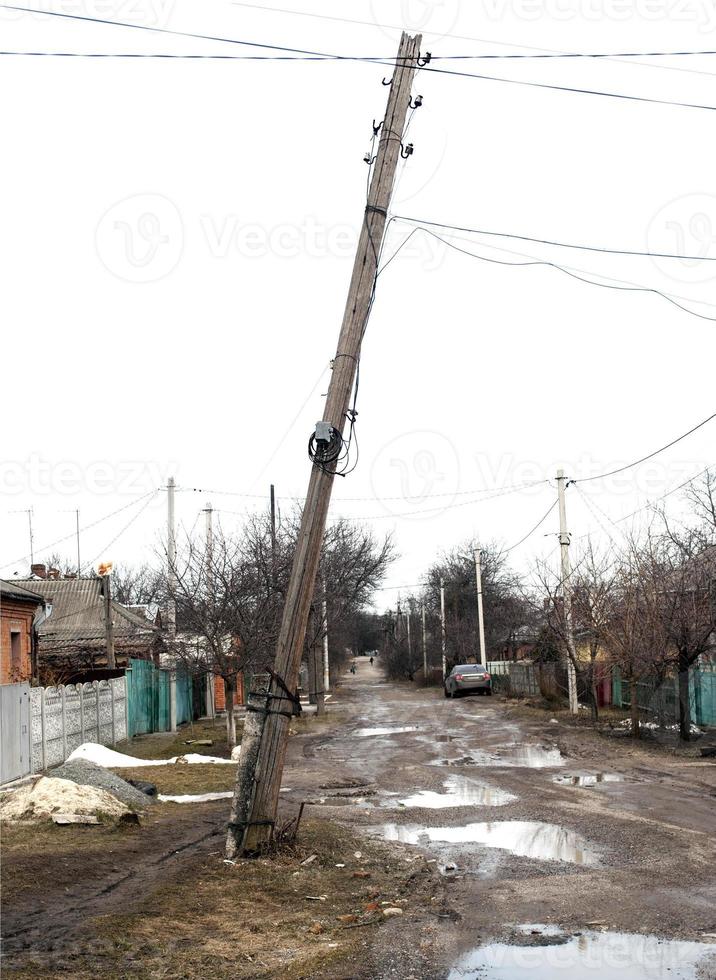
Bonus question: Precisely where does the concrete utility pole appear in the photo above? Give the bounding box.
[473,548,487,666]
[269,484,277,586]
[227,32,423,858]
[440,576,447,680]
[421,600,427,684]
[322,585,330,695]
[406,603,412,673]
[75,510,81,577]
[557,469,579,715]
[102,572,116,669]
[167,476,177,636]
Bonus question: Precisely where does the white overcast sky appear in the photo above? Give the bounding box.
[1,0,715,606]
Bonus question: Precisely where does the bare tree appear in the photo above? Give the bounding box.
[601,536,671,738]
[536,543,614,720]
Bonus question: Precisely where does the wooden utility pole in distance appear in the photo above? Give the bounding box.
[102,572,116,669]
[473,548,487,666]
[226,32,423,858]
[167,476,177,637]
[557,469,579,715]
[440,576,447,681]
[421,601,428,685]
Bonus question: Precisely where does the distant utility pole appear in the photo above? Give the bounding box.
[473,548,487,666]
[322,584,330,695]
[75,510,81,578]
[406,603,412,673]
[227,31,423,859]
[269,483,277,584]
[102,572,116,669]
[557,469,579,715]
[167,476,177,636]
[203,500,213,595]
[440,576,447,680]
[421,601,427,685]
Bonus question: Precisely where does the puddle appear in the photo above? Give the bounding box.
[432,745,564,769]
[377,821,598,865]
[494,745,564,768]
[397,776,516,809]
[447,930,716,979]
[355,726,419,737]
[553,772,623,787]
[435,734,458,743]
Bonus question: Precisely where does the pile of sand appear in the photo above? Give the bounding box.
[0,776,131,823]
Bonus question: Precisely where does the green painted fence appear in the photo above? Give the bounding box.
[126,660,194,737]
[612,664,716,728]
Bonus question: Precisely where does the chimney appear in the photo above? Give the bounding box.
[31,563,47,579]
[64,572,77,580]
[48,567,61,581]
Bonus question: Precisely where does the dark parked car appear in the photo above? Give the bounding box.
[444,664,492,698]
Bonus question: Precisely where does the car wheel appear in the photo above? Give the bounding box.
[486,688,493,696]
[444,686,450,698]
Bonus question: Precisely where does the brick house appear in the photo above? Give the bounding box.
[0,580,46,684]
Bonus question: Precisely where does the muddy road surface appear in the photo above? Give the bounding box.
[3,656,715,979]
[295,658,716,978]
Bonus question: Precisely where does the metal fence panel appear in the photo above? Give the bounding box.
[0,683,32,783]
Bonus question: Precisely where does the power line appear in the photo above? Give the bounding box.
[0,489,159,572]
[5,5,716,111]
[229,1,716,78]
[503,499,559,554]
[3,47,716,63]
[82,489,160,572]
[392,214,716,263]
[613,463,714,524]
[575,410,716,483]
[385,225,716,323]
[418,61,716,112]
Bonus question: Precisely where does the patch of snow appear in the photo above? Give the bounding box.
[67,743,236,768]
[158,791,233,803]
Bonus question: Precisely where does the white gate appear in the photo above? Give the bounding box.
[0,683,32,783]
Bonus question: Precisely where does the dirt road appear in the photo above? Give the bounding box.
[295,657,716,978]
[3,657,715,978]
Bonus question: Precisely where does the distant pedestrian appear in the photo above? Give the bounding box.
[369,656,374,666]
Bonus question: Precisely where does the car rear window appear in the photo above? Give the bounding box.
[456,665,483,673]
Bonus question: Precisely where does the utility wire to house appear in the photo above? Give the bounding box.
[381,225,716,323]
[391,214,716,263]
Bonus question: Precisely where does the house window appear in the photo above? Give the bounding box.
[10,629,22,675]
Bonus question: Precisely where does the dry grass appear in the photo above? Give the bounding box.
[114,763,237,797]
[6,819,434,979]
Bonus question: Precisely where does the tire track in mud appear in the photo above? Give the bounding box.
[2,816,225,955]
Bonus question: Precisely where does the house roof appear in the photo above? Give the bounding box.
[13,576,159,648]
[0,579,46,605]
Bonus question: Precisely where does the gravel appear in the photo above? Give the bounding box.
[52,759,153,810]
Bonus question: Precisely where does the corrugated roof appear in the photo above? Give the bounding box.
[13,577,159,643]
[0,579,46,604]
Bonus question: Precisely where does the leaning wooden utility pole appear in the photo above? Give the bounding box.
[556,469,579,715]
[226,32,423,858]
